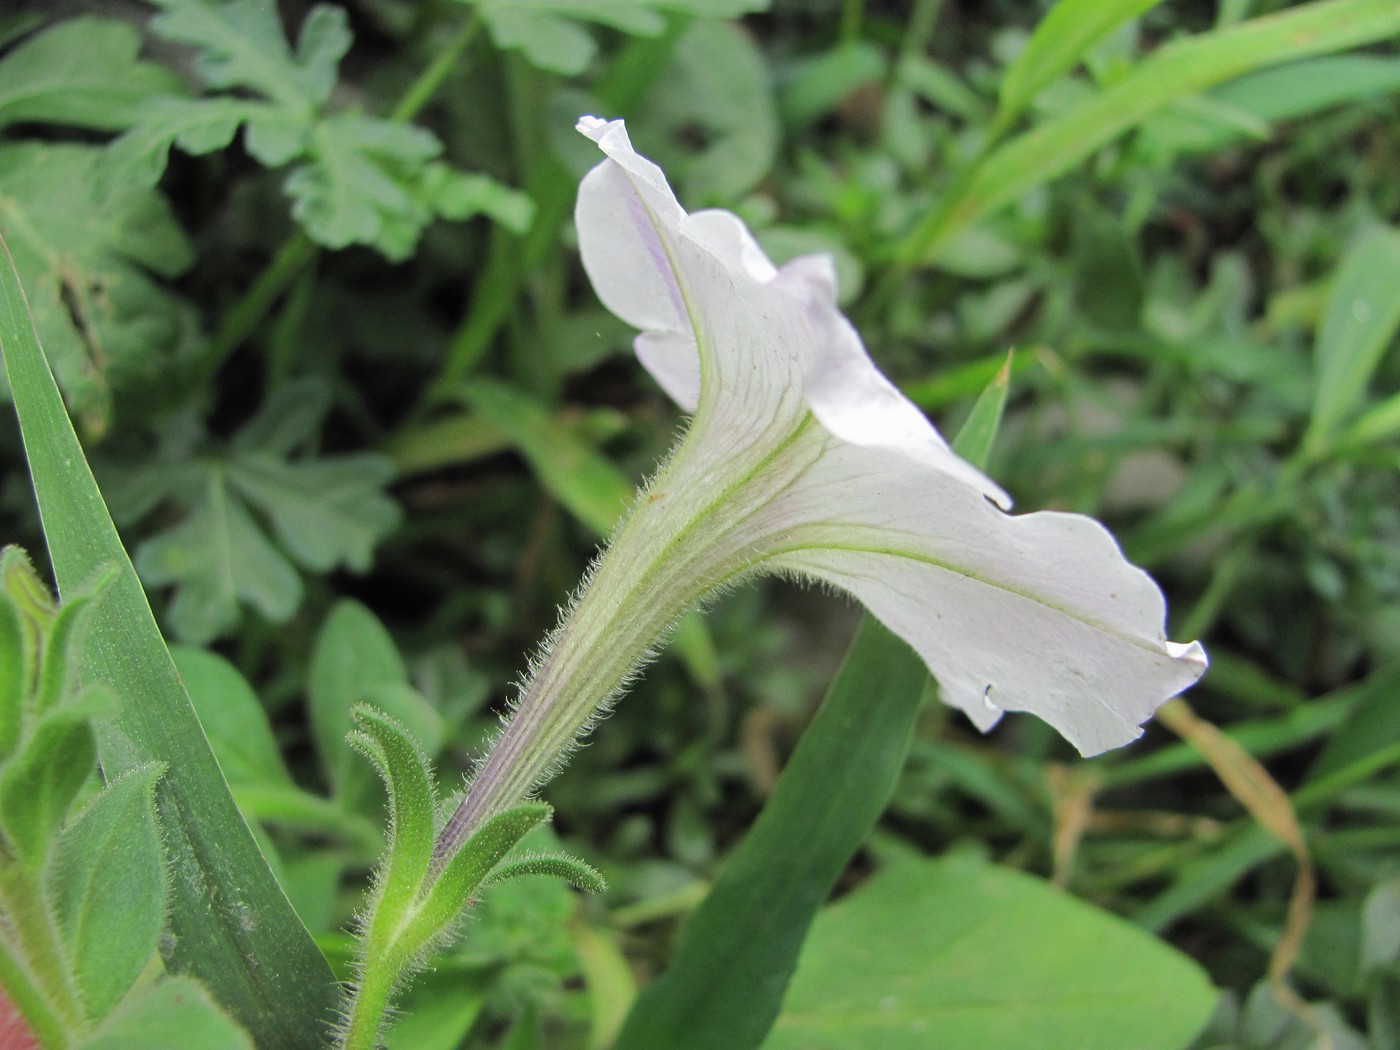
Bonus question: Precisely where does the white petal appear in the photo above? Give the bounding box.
[757,440,1207,756]
[575,118,690,336]
[773,254,1012,507]
[635,331,701,412]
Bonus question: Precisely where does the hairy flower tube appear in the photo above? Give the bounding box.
[437,117,1207,856]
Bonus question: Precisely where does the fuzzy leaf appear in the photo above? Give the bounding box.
[0,589,22,760]
[486,854,607,894]
[347,706,436,910]
[0,712,96,863]
[0,143,198,433]
[79,975,253,1050]
[53,764,167,1020]
[420,805,552,934]
[0,17,186,133]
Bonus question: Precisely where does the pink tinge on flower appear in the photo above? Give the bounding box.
[574,115,1206,756]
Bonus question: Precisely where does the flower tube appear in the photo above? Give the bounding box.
[437,117,1206,855]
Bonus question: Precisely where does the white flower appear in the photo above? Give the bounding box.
[441,117,1206,844]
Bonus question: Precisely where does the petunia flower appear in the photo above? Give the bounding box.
[437,117,1206,851]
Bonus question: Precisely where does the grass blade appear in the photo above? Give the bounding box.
[0,236,340,1047]
[898,0,1400,269]
[611,616,927,1050]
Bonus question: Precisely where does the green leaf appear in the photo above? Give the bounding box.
[898,0,1400,269]
[224,451,402,573]
[122,415,401,643]
[171,647,294,788]
[997,0,1166,126]
[135,473,303,644]
[613,617,927,1050]
[144,0,348,113]
[104,95,292,190]
[0,143,198,433]
[0,236,340,1045]
[309,600,405,792]
[0,17,186,133]
[486,853,607,893]
[420,804,552,934]
[53,763,167,1020]
[0,586,23,759]
[0,711,95,863]
[1304,225,1400,455]
[951,351,1012,473]
[284,114,441,258]
[347,706,436,911]
[468,0,768,76]
[762,856,1216,1050]
[79,975,253,1050]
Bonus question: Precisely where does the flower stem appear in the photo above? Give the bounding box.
[390,15,481,124]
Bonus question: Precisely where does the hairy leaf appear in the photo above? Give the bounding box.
[53,764,167,1020]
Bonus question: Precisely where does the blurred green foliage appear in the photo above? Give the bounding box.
[1,0,1399,1047]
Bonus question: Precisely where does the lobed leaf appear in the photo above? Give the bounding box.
[0,143,198,433]
[143,0,348,113]
[467,0,768,76]
[0,17,185,133]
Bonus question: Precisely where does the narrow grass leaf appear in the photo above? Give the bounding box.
[612,616,928,1050]
[997,0,1166,127]
[0,236,339,1046]
[901,0,1400,268]
[1305,225,1400,453]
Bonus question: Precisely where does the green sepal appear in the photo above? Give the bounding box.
[0,588,23,760]
[346,705,435,911]
[0,545,54,701]
[33,570,109,717]
[485,853,607,894]
[951,349,1012,471]
[53,762,168,1021]
[416,804,552,937]
[0,709,97,863]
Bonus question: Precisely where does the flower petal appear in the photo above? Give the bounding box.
[756,440,1207,756]
[576,117,690,336]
